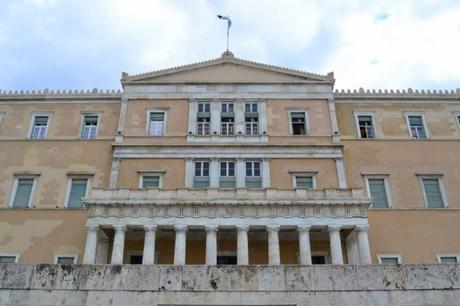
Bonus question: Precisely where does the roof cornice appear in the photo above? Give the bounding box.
[0,88,122,101]
[334,88,460,100]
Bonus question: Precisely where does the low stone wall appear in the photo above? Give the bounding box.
[0,264,459,305]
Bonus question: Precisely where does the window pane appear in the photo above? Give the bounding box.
[409,115,423,126]
[380,257,399,264]
[368,179,389,208]
[57,257,75,264]
[253,162,260,176]
[13,179,34,208]
[423,179,444,208]
[0,256,17,263]
[34,116,48,125]
[228,162,235,176]
[142,176,160,188]
[195,162,202,176]
[245,162,252,176]
[440,256,458,264]
[68,179,88,208]
[202,162,209,176]
[296,176,313,189]
[150,112,164,121]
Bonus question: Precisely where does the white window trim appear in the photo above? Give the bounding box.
[290,171,317,189]
[353,110,377,139]
[245,160,261,177]
[27,112,53,139]
[364,175,392,208]
[219,160,236,177]
[194,160,211,177]
[417,174,448,208]
[138,171,165,188]
[79,112,102,139]
[287,109,310,136]
[377,254,402,264]
[53,254,78,264]
[0,253,20,263]
[436,254,460,264]
[0,111,5,124]
[404,111,430,139]
[64,176,91,208]
[452,111,460,135]
[9,175,38,208]
[146,108,168,136]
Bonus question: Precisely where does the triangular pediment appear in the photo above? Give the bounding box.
[122,52,334,85]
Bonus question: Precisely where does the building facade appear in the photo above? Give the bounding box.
[1,51,460,267]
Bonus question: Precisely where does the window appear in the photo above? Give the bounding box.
[217,251,237,265]
[295,176,314,189]
[221,102,235,135]
[65,178,89,208]
[0,254,19,263]
[290,112,307,135]
[148,112,165,136]
[365,177,390,208]
[197,118,210,135]
[30,115,49,139]
[354,112,376,139]
[0,112,5,125]
[437,255,460,264]
[220,161,236,188]
[54,255,77,264]
[10,177,36,208]
[221,103,234,113]
[193,161,210,188]
[141,176,160,188]
[245,161,261,188]
[378,255,401,264]
[421,177,446,208]
[245,103,259,135]
[81,114,99,139]
[405,113,428,139]
[198,102,211,113]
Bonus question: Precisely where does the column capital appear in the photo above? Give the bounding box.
[266,225,280,232]
[236,225,249,232]
[205,225,218,233]
[174,225,188,232]
[113,224,127,232]
[328,225,342,232]
[297,225,312,233]
[144,225,158,232]
[355,225,369,232]
[86,224,99,232]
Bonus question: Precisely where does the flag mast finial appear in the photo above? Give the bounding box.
[217,15,232,51]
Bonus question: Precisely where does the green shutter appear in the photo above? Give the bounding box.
[0,256,17,263]
[13,179,34,208]
[368,179,389,208]
[423,179,444,208]
[296,176,313,189]
[142,176,160,188]
[68,179,88,208]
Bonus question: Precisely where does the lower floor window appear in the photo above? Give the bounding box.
[0,254,18,263]
[437,255,459,264]
[55,255,77,265]
[378,254,401,264]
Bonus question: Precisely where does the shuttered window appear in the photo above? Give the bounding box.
[142,176,160,188]
[408,115,427,139]
[422,178,444,208]
[438,256,459,264]
[12,178,34,208]
[368,179,389,208]
[295,176,313,189]
[31,116,49,139]
[149,112,165,136]
[81,115,98,139]
[67,179,88,208]
[0,256,17,263]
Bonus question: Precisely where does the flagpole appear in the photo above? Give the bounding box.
[226,22,229,51]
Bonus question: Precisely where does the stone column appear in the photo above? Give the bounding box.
[335,158,347,188]
[297,225,312,265]
[83,225,99,264]
[205,226,218,265]
[235,100,245,135]
[259,100,267,134]
[236,225,249,265]
[356,225,372,265]
[142,225,157,265]
[211,100,221,134]
[210,158,219,188]
[111,225,127,264]
[328,226,343,264]
[262,159,271,188]
[236,158,246,188]
[187,99,197,134]
[109,158,121,188]
[185,158,194,188]
[174,225,188,265]
[267,225,280,265]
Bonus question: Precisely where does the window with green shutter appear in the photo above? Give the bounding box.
[0,256,17,263]
[422,178,444,208]
[12,178,34,208]
[142,176,160,188]
[67,179,88,208]
[295,176,313,189]
[368,178,389,208]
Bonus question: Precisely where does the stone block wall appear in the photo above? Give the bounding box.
[0,264,459,305]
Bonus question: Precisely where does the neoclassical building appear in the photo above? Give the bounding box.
[1,51,460,268]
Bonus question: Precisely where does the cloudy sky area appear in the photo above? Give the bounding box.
[0,0,459,91]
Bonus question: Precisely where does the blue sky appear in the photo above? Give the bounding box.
[0,0,459,91]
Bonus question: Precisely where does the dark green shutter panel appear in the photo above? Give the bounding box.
[68,179,88,208]
[368,179,388,208]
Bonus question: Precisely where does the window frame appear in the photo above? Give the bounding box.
[288,109,310,136]
[0,253,20,264]
[9,175,38,208]
[290,171,317,189]
[79,112,101,139]
[53,254,78,264]
[353,111,377,139]
[404,111,429,139]
[452,111,460,135]
[364,175,392,208]
[0,111,5,125]
[436,254,460,264]
[146,108,168,136]
[64,176,91,208]
[28,112,52,139]
[138,171,165,189]
[377,254,402,264]
[418,175,448,208]
[220,160,236,177]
